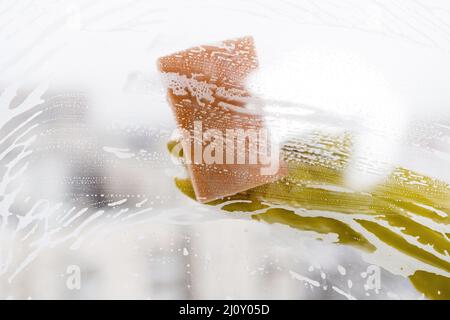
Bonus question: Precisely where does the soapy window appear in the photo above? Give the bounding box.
[0,0,449,299]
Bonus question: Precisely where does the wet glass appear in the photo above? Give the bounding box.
[0,0,449,299]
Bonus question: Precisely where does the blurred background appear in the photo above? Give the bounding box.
[0,0,449,299]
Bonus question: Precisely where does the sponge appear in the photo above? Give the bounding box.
[158,36,286,202]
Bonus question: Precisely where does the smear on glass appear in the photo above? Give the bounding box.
[168,131,450,300]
